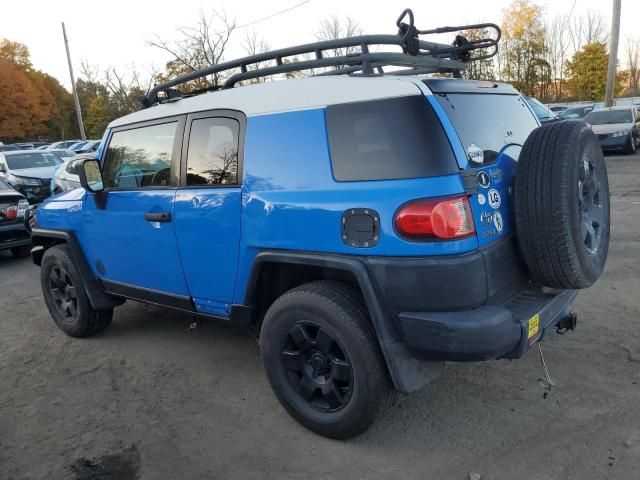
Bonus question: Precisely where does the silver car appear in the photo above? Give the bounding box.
[52,153,95,194]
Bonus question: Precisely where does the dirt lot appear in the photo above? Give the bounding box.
[1,153,639,480]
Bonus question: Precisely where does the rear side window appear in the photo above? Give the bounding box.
[186,117,240,186]
[433,94,538,163]
[103,122,177,188]
[326,96,457,181]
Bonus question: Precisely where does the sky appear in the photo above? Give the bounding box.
[1,0,638,90]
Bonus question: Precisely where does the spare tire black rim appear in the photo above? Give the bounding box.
[49,266,78,320]
[578,154,604,255]
[281,322,353,412]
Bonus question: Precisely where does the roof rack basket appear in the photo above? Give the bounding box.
[142,8,501,108]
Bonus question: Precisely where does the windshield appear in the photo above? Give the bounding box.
[49,149,75,159]
[6,152,62,170]
[526,98,554,119]
[584,110,633,125]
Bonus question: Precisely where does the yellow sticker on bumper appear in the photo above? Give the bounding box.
[528,314,540,339]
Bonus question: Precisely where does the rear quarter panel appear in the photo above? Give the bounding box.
[233,107,478,303]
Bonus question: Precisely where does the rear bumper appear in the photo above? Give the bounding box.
[365,235,577,362]
[0,222,31,250]
[399,289,577,361]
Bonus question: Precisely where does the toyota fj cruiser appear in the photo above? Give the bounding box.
[30,10,610,439]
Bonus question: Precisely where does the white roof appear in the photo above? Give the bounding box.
[109,76,423,128]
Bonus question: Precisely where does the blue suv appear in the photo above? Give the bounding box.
[30,11,610,439]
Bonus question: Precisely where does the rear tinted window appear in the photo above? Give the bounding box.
[433,94,538,163]
[326,96,457,181]
[584,109,633,125]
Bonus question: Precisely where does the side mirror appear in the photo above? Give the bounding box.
[0,163,6,173]
[78,159,104,193]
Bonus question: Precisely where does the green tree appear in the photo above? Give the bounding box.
[565,42,624,101]
[84,95,113,138]
[499,0,549,97]
[461,27,496,80]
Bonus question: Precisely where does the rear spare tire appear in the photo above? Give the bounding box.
[514,120,610,289]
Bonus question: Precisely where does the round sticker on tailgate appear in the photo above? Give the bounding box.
[488,189,501,209]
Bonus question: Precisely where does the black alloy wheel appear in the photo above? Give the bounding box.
[48,265,78,321]
[578,154,604,256]
[281,322,353,412]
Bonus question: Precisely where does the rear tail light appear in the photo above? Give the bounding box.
[394,195,475,240]
[4,205,18,220]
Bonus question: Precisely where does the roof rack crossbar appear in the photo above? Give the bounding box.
[221,52,467,88]
[142,8,501,108]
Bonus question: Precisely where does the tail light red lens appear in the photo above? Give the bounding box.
[394,195,475,240]
[4,205,18,220]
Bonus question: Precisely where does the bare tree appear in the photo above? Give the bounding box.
[241,30,271,84]
[568,10,609,53]
[544,15,570,101]
[103,66,147,115]
[148,9,237,89]
[315,15,363,64]
[626,36,640,94]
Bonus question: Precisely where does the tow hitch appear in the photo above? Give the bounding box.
[556,312,577,334]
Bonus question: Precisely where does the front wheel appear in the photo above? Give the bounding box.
[260,281,394,439]
[40,245,113,338]
[625,135,637,154]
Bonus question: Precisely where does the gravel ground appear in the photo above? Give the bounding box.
[1,153,639,480]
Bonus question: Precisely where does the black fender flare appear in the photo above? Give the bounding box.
[31,228,123,310]
[245,251,444,393]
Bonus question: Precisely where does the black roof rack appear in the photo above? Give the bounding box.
[142,8,501,108]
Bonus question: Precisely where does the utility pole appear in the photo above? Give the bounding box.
[604,0,622,107]
[62,22,86,140]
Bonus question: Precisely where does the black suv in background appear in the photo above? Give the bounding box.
[0,178,31,257]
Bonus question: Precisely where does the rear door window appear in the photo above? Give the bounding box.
[433,94,538,164]
[185,117,240,186]
[325,96,458,181]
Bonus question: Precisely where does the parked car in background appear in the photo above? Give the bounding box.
[0,145,19,152]
[47,149,77,161]
[525,97,559,123]
[0,178,31,257]
[76,140,101,153]
[0,151,63,203]
[584,106,640,154]
[68,141,88,152]
[549,105,568,113]
[559,104,594,120]
[36,145,50,150]
[46,140,81,150]
[52,153,94,193]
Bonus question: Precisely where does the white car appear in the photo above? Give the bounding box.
[52,154,94,194]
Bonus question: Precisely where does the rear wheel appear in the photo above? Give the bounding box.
[40,245,113,337]
[260,281,393,439]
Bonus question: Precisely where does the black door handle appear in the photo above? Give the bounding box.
[144,211,172,222]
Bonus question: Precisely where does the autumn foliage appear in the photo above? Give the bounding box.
[0,39,79,142]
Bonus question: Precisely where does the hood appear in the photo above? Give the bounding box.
[10,166,57,179]
[46,187,86,202]
[590,123,632,134]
